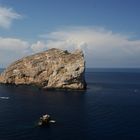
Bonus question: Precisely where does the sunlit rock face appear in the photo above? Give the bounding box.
[0,48,86,90]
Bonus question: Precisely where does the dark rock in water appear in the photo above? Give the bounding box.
[0,48,86,90]
[38,114,56,126]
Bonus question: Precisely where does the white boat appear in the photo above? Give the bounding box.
[38,114,56,126]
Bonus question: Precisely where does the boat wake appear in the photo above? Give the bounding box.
[0,97,10,100]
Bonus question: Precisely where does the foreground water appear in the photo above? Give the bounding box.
[0,68,140,140]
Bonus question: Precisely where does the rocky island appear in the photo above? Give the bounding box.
[0,48,86,90]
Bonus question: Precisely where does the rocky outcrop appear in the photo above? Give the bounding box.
[0,48,86,90]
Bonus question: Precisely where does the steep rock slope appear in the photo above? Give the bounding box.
[0,48,86,89]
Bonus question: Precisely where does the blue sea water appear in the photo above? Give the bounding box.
[0,68,140,140]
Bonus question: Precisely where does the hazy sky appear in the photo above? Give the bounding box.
[0,0,140,68]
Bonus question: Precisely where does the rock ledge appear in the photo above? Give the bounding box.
[0,48,86,90]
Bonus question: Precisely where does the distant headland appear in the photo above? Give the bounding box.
[0,48,86,90]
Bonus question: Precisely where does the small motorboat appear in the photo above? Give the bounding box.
[38,114,56,127]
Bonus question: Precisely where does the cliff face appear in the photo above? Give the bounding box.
[0,48,86,90]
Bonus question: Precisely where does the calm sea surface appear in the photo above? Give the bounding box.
[0,68,140,140]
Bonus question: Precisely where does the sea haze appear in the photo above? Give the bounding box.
[0,68,140,140]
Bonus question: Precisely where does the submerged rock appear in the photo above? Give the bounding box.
[0,48,86,90]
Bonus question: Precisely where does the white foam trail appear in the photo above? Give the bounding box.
[49,120,56,123]
[0,97,10,100]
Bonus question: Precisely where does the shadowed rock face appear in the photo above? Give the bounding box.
[0,48,86,90]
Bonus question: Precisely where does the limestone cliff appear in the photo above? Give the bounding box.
[0,48,86,90]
